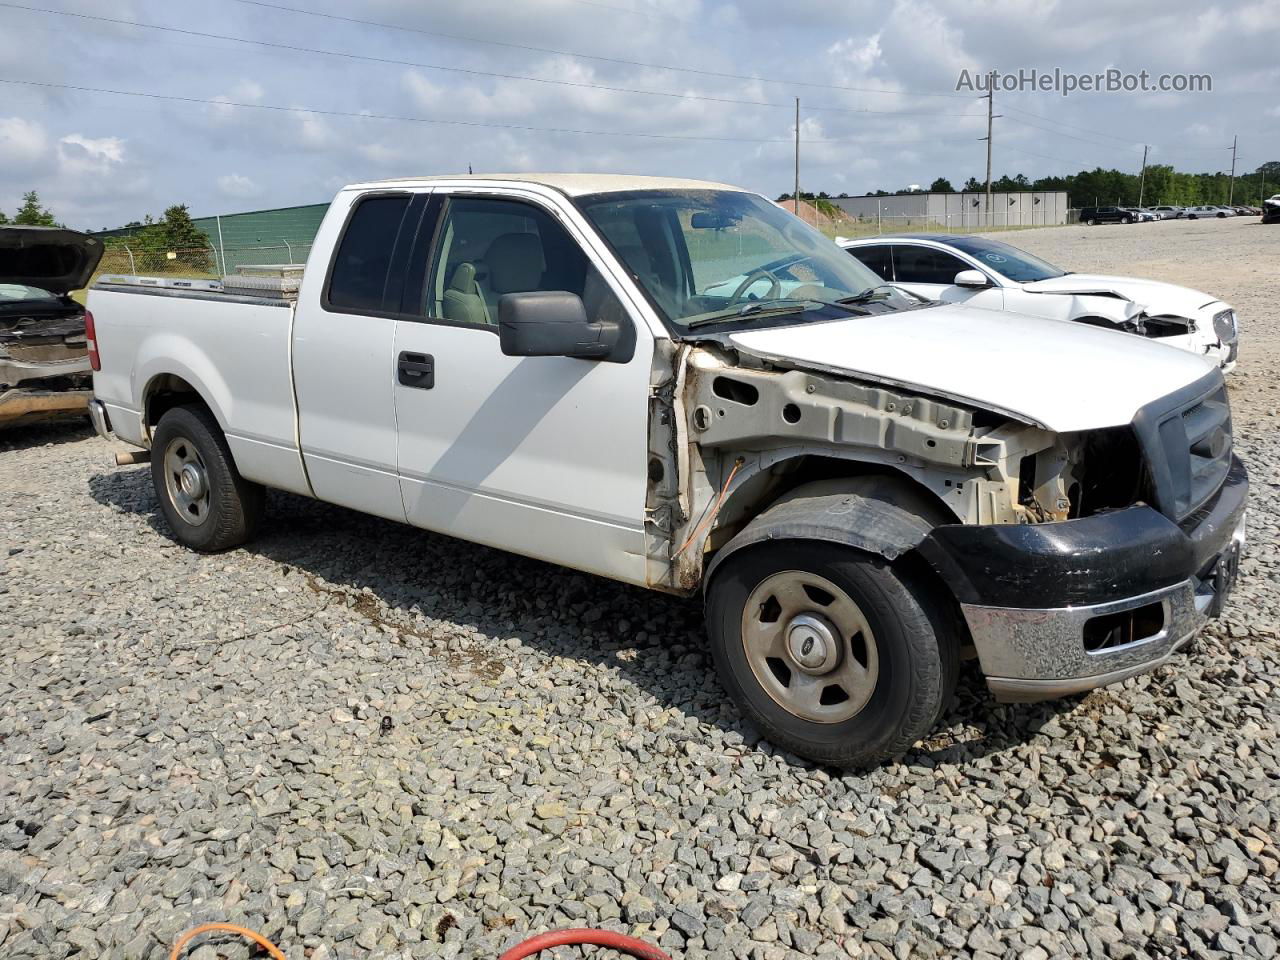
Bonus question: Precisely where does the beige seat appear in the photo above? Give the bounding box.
[441,261,491,326]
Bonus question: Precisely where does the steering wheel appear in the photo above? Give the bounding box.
[728,267,782,305]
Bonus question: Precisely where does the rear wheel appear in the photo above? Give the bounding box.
[705,541,957,769]
[1086,218,1098,226]
[151,404,264,551]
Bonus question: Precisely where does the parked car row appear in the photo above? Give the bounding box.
[80,174,1247,768]
[1079,203,1262,224]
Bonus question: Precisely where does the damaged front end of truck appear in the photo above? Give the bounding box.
[644,329,1246,703]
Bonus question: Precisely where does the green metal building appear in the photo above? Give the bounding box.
[92,201,332,274]
[194,203,330,272]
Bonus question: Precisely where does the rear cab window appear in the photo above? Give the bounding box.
[325,194,415,314]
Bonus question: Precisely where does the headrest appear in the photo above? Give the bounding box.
[486,233,545,293]
[448,261,477,292]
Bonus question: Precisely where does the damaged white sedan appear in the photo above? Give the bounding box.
[838,234,1238,371]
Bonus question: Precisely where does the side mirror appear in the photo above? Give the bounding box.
[498,291,620,361]
[954,269,990,288]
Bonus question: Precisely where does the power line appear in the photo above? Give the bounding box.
[547,0,688,23]
[0,2,982,118]
[1002,114,1143,154]
[1002,144,1101,169]
[998,103,1141,146]
[0,77,982,147]
[218,0,974,100]
[1000,102,1239,155]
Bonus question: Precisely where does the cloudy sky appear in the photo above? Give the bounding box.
[1,0,1276,230]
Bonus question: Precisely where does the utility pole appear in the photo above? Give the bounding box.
[980,89,1000,226]
[984,89,993,225]
[794,97,800,217]
[1228,135,1238,204]
[1138,144,1149,207]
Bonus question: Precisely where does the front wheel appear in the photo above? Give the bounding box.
[1086,218,1098,226]
[705,541,957,769]
[1121,215,1133,224]
[150,404,265,551]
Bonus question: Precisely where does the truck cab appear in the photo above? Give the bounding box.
[87,175,1247,768]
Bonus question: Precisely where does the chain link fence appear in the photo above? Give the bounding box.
[821,212,1087,239]
[94,241,314,285]
[90,210,1097,289]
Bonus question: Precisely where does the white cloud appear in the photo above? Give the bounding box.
[210,80,267,121]
[828,34,883,74]
[57,134,126,175]
[216,173,262,199]
[0,116,49,169]
[0,0,1275,228]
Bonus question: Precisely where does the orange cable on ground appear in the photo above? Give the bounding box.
[170,922,288,960]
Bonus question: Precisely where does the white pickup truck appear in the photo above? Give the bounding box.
[88,174,1248,768]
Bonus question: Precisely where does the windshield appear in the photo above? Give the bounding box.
[0,283,58,303]
[576,189,898,330]
[943,236,1066,283]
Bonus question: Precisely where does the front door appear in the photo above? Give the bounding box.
[392,192,654,584]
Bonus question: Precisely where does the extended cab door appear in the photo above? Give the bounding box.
[291,190,433,521]
[889,243,1005,309]
[391,190,654,584]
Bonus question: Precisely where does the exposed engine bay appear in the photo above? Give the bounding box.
[644,340,1150,591]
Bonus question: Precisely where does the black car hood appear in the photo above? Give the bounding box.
[0,226,105,295]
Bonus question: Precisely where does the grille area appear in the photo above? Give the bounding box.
[1145,380,1233,521]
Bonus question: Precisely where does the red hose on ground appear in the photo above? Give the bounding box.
[171,924,672,960]
[498,928,674,960]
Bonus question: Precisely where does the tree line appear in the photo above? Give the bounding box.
[104,205,213,271]
[0,191,61,226]
[782,161,1280,208]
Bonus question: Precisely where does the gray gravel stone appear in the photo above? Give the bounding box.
[2,219,1280,959]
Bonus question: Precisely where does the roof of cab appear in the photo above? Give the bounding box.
[343,173,749,197]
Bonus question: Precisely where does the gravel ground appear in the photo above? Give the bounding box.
[2,216,1278,960]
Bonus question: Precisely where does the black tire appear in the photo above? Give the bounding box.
[705,541,958,769]
[1086,218,1098,226]
[1121,215,1133,224]
[150,403,264,551]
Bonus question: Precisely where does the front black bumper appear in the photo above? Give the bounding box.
[916,456,1248,701]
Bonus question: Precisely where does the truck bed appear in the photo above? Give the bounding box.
[88,281,311,496]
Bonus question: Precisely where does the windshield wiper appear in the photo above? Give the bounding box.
[837,283,896,304]
[686,298,816,328]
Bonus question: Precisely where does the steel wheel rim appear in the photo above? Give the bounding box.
[163,436,210,526]
[741,570,879,724]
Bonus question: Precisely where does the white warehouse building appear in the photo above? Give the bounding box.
[831,191,1071,230]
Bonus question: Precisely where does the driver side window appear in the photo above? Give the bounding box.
[427,196,626,332]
